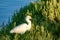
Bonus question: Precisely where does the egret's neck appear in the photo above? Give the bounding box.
[26,19,31,26]
[26,18,31,31]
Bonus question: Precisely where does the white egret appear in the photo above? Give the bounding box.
[10,16,31,34]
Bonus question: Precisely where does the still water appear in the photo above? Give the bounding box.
[0,0,36,25]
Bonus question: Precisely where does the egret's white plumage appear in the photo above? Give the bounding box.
[10,16,31,34]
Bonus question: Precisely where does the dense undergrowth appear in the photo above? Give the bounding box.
[0,0,60,40]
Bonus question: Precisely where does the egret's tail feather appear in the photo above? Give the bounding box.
[10,30,14,33]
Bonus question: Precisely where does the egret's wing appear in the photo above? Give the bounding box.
[10,23,28,34]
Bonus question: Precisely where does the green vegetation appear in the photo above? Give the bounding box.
[0,0,60,40]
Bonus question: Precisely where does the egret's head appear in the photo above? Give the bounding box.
[26,16,31,20]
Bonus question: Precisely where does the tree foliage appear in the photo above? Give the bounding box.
[0,0,60,40]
